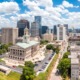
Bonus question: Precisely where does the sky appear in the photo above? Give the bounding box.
[0,0,80,28]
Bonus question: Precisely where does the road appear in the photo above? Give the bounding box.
[49,41,68,80]
[0,54,6,58]
[0,63,22,74]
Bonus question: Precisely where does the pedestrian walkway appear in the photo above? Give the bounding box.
[49,57,62,80]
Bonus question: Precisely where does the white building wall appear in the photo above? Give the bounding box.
[71,64,79,80]
[57,25,67,41]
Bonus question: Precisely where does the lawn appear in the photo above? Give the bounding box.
[0,71,21,80]
[0,58,5,62]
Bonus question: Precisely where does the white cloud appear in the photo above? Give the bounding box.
[0,1,20,14]
[62,1,73,8]
[0,0,80,28]
[62,0,79,8]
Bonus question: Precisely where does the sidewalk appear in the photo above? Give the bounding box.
[49,55,62,80]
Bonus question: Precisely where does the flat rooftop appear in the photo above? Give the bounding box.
[16,40,39,49]
[71,58,79,64]
[70,52,78,58]
[0,65,10,71]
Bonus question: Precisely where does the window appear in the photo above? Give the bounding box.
[20,53,22,55]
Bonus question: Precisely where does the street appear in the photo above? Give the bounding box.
[49,41,68,80]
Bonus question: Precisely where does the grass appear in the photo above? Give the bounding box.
[34,53,59,80]
[65,76,70,80]
[0,58,5,63]
[0,72,7,80]
[46,53,59,80]
[0,71,21,80]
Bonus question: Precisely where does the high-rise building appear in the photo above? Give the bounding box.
[1,28,18,44]
[53,25,57,35]
[31,22,39,37]
[64,24,68,35]
[35,16,42,37]
[57,25,67,41]
[42,26,49,34]
[17,19,30,37]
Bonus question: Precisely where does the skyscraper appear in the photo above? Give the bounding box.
[1,28,18,44]
[42,26,49,34]
[35,16,42,37]
[17,19,30,37]
[64,24,68,35]
[53,25,57,35]
[57,25,67,41]
[31,22,39,37]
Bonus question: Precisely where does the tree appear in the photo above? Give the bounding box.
[46,44,53,50]
[25,61,34,69]
[0,50,3,55]
[57,59,71,78]
[63,52,70,58]
[40,40,48,45]
[8,43,13,46]
[2,49,6,53]
[21,61,35,80]
[55,47,60,54]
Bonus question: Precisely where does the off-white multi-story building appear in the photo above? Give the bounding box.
[5,28,39,66]
[57,25,67,41]
[1,28,18,44]
[69,45,80,80]
[43,33,53,42]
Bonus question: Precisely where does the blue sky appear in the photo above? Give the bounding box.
[0,0,80,28]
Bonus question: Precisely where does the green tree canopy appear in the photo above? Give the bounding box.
[57,58,71,78]
[40,40,49,45]
[46,44,53,50]
[21,61,35,80]
[63,52,70,58]
[55,47,60,54]
[25,61,34,69]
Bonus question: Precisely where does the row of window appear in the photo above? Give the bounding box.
[9,55,24,61]
[10,49,24,53]
[12,52,22,56]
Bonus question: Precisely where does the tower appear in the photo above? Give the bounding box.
[24,27,29,35]
[57,25,67,41]
[35,16,42,37]
[23,27,30,43]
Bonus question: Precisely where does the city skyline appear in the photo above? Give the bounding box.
[0,0,80,28]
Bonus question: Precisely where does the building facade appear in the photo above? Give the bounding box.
[57,25,67,41]
[1,28,18,44]
[42,26,49,34]
[35,16,42,37]
[17,19,30,37]
[31,22,39,37]
[43,33,53,42]
[69,45,80,80]
[53,25,57,35]
[64,24,68,35]
[6,28,39,66]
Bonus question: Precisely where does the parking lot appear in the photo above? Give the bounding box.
[34,52,55,74]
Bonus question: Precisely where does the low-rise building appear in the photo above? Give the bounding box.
[69,45,80,80]
[0,65,11,75]
[16,37,23,43]
[43,33,53,42]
